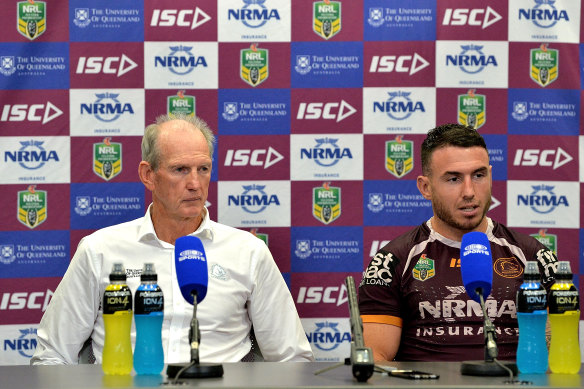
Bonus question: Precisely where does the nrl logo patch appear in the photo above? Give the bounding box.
[313,182,340,225]
[385,136,413,178]
[241,44,268,87]
[17,185,47,229]
[93,137,122,181]
[412,254,435,282]
[168,90,195,117]
[458,89,486,129]
[313,0,341,40]
[530,44,558,87]
[17,0,46,40]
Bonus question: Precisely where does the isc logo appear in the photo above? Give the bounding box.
[513,148,573,170]
[150,8,212,30]
[296,285,347,306]
[75,54,138,77]
[442,7,502,29]
[0,290,53,311]
[296,100,356,122]
[224,147,284,169]
[369,53,430,75]
[1,102,63,125]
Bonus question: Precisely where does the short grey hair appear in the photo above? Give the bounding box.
[141,114,216,170]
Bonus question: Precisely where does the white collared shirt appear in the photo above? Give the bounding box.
[31,206,314,365]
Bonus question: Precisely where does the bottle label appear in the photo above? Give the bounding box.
[103,285,132,314]
[135,287,164,315]
[517,288,547,312]
[549,286,579,314]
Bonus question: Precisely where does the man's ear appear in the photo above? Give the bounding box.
[138,161,155,191]
[417,175,432,200]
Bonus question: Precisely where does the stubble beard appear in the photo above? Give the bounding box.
[433,197,491,234]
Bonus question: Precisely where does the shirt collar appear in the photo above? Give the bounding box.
[138,204,215,247]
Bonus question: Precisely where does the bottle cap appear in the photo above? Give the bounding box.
[109,263,127,281]
[523,261,540,281]
[141,263,158,282]
[555,261,573,280]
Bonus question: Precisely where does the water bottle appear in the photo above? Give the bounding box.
[548,261,581,374]
[133,263,164,375]
[102,263,133,375]
[516,261,548,374]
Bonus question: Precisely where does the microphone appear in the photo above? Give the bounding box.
[166,236,223,381]
[345,276,374,382]
[459,232,517,378]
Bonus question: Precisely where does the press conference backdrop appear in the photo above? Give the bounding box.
[0,0,583,365]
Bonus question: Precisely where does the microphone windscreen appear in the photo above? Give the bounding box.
[174,235,208,304]
[460,231,493,303]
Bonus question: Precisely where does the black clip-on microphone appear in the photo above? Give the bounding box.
[166,291,224,382]
[314,276,374,382]
[460,287,518,379]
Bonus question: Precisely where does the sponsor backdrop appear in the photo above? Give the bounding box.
[0,0,583,364]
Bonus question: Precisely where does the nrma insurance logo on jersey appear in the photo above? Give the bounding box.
[302,318,351,362]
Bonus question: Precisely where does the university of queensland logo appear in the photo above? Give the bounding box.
[222,102,239,121]
[367,7,384,27]
[93,137,122,181]
[0,245,16,265]
[294,55,312,75]
[241,44,268,87]
[530,44,558,87]
[0,56,17,76]
[295,239,311,259]
[458,89,486,129]
[74,196,92,216]
[313,182,340,225]
[511,101,529,121]
[73,8,91,28]
[168,90,195,117]
[17,0,46,40]
[17,185,47,229]
[313,0,341,40]
[385,136,413,178]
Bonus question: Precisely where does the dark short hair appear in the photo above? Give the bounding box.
[420,123,487,176]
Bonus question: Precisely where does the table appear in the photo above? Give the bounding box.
[1,362,582,389]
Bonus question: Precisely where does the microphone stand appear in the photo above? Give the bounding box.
[461,289,517,377]
[166,291,224,382]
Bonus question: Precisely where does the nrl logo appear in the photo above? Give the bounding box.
[313,182,340,225]
[93,137,122,181]
[530,43,558,87]
[530,229,557,255]
[241,43,268,87]
[168,90,195,117]
[458,89,486,129]
[385,136,413,178]
[313,0,341,40]
[412,254,435,282]
[17,185,47,229]
[17,0,46,40]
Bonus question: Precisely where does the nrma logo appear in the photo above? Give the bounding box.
[3,328,37,358]
[446,44,497,74]
[306,321,350,352]
[519,0,569,29]
[517,184,568,214]
[373,91,425,121]
[300,138,352,168]
[154,45,208,76]
[80,92,134,123]
[228,0,281,28]
[5,140,59,170]
[227,184,280,214]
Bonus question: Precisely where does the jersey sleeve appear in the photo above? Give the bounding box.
[358,248,404,327]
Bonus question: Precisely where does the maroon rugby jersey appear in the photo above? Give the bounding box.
[359,218,558,362]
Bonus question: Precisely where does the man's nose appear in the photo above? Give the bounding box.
[462,176,475,198]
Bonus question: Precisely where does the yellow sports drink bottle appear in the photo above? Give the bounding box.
[102,263,133,375]
[548,261,580,374]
